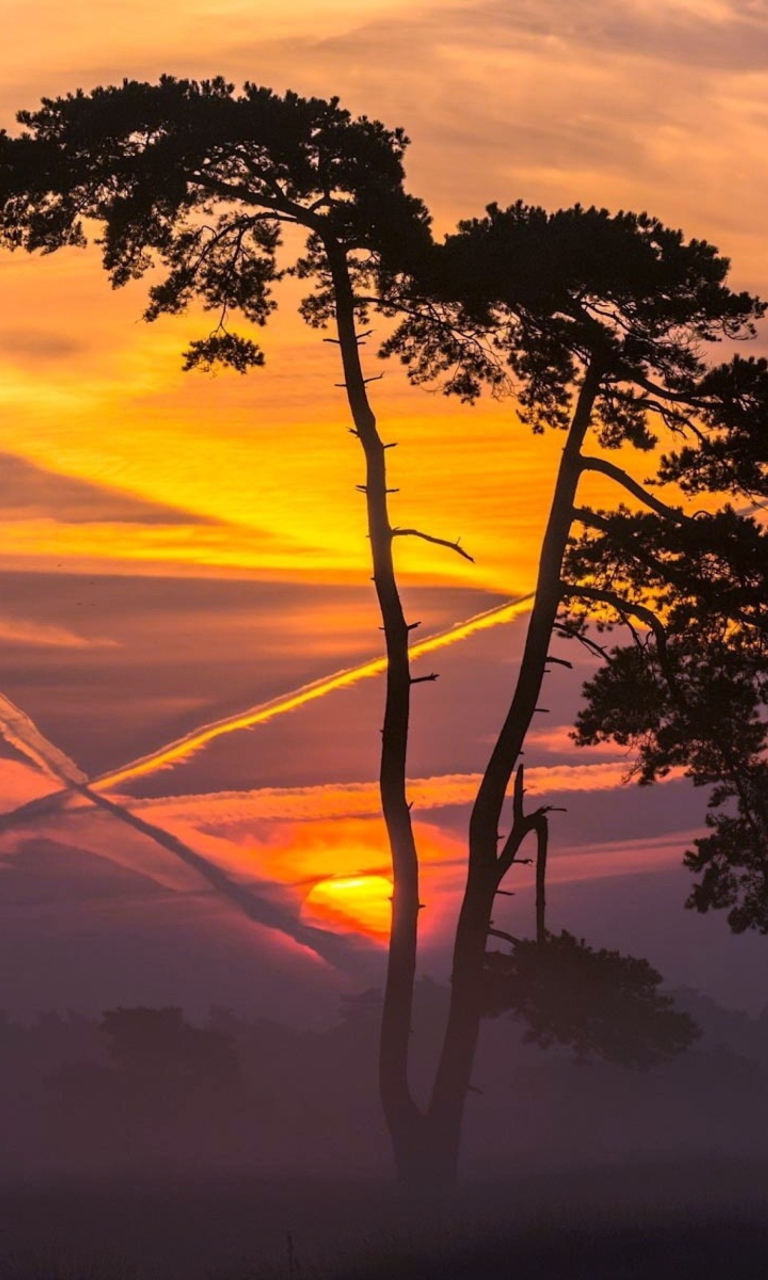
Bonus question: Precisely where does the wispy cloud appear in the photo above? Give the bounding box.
[0,451,218,527]
[0,616,118,648]
[525,725,633,757]
[130,761,678,827]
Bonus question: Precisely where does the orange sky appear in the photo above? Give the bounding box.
[0,0,766,1011]
[0,0,765,589]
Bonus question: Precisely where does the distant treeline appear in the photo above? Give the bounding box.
[2,982,768,1182]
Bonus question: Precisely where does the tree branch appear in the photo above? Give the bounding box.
[561,582,667,648]
[552,619,609,660]
[488,927,520,948]
[580,456,690,523]
[392,528,474,562]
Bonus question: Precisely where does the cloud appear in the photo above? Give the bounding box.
[0,328,88,363]
[0,616,118,648]
[448,0,768,72]
[0,756,373,970]
[525,725,631,757]
[208,0,768,265]
[545,827,706,885]
[0,451,217,527]
[130,760,678,828]
[0,756,60,811]
[0,837,173,907]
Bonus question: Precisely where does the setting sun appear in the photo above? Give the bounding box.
[302,874,394,939]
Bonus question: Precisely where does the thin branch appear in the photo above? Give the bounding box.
[392,528,475,562]
[561,582,666,644]
[546,654,573,669]
[561,584,677,693]
[553,619,609,660]
[580,456,690,523]
[488,927,520,948]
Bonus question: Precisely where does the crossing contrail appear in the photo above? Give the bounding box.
[0,692,372,967]
[0,594,532,835]
[0,592,534,956]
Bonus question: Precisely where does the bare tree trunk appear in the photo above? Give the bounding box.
[325,243,425,1175]
[325,256,604,1189]
[421,359,604,1185]
[469,358,604,857]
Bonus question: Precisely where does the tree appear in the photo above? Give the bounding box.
[0,90,756,1187]
[0,75,453,1186]
[48,1007,241,1166]
[567,480,768,935]
[380,201,765,1180]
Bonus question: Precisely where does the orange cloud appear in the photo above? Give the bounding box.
[0,758,61,812]
[131,760,672,829]
[0,0,764,597]
[525,724,633,757]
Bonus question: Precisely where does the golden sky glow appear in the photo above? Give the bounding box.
[0,1,765,995]
[0,1,765,592]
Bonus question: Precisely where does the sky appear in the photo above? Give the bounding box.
[0,0,767,1021]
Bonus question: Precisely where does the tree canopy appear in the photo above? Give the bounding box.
[384,201,764,425]
[384,198,768,942]
[0,75,430,367]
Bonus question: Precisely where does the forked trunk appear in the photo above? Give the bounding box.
[417,359,604,1185]
[330,242,603,1188]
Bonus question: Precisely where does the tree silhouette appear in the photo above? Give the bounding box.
[1,91,762,1188]
[0,76,453,1186]
[559,347,768,935]
[482,931,697,1069]
[569,521,768,933]
[381,201,765,1181]
[48,1007,241,1165]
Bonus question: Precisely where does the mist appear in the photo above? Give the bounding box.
[1,978,767,1278]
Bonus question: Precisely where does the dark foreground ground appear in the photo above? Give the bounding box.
[1,1157,767,1279]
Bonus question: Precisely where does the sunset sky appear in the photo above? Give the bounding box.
[1,0,767,1022]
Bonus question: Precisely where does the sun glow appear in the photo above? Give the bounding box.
[302,874,394,939]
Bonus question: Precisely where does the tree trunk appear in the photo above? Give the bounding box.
[419,359,604,1186]
[423,866,498,1186]
[325,242,425,1173]
[326,255,604,1189]
[468,358,604,862]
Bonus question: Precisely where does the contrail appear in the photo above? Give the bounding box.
[0,593,532,838]
[0,691,87,787]
[74,786,371,968]
[0,590,527,964]
[92,593,534,791]
[0,690,371,967]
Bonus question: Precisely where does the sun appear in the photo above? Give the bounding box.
[302,874,393,939]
